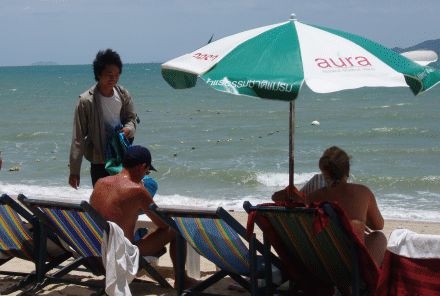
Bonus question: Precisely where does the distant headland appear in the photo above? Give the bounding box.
[31,61,59,66]
[393,38,440,68]
[26,39,439,68]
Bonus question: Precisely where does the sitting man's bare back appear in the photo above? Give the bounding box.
[90,145,197,288]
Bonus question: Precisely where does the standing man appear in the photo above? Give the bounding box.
[69,49,137,188]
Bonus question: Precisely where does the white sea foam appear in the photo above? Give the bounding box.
[0,181,277,211]
[31,131,50,136]
[372,127,393,133]
[256,171,319,187]
[381,206,440,222]
[421,176,440,182]
[154,193,271,211]
[415,191,440,198]
[0,182,90,202]
[2,179,440,222]
[256,173,288,187]
[382,193,415,200]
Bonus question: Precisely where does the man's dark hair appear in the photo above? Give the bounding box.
[93,49,123,81]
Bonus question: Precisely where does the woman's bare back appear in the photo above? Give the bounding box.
[307,183,380,240]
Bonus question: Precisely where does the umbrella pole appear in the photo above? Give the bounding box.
[289,100,295,198]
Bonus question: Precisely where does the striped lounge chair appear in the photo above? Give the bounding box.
[18,194,171,294]
[378,229,440,295]
[150,204,283,296]
[244,201,380,296]
[0,194,71,294]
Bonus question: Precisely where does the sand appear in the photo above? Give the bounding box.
[1,211,439,295]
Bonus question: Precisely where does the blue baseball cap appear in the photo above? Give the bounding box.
[123,145,157,171]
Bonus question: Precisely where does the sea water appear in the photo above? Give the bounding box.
[0,64,439,221]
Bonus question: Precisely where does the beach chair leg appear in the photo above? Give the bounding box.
[186,270,227,293]
[176,232,186,294]
[22,277,49,295]
[350,241,360,296]
[249,233,258,296]
[229,273,251,293]
[50,257,85,278]
[33,219,48,283]
[263,235,273,295]
[141,260,171,288]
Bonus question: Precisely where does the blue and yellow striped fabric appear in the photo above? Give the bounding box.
[39,207,103,258]
[0,204,33,260]
[175,217,250,275]
[263,211,352,287]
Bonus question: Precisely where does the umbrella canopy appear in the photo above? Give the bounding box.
[161,14,440,197]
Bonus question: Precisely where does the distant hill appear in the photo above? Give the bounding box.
[393,39,440,69]
[31,61,59,66]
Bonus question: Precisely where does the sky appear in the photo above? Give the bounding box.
[0,0,439,66]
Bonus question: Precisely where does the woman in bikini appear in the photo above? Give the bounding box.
[307,146,387,265]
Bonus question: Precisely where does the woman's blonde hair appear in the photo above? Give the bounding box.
[319,146,350,185]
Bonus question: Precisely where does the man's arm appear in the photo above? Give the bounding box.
[138,188,169,229]
[69,100,87,188]
[272,185,305,202]
[118,86,137,139]
[365,189,384,230]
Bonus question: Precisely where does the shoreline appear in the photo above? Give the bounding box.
[382,218,440,237]
[228,211,440,238]
[2,181,439,222]
[229,209,440,225]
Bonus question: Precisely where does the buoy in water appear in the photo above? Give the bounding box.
[311,120,320,126]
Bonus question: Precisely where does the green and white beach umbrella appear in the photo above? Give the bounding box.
[161,14,440,196]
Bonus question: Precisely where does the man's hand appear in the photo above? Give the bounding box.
[272,185,305,202]
[69,174,80,189]
[120,127,130,138]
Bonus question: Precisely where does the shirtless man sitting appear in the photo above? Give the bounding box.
[306,146,387,266]
[90,145,197,288]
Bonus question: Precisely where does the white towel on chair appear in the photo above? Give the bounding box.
[102,221,140,296]
[387,228,440,259]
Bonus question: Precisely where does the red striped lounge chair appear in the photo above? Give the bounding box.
[244,201,381,296]
[18,194,171,294]
[0,194,71,294]
[378,229,440,295]
[150,203,284,296]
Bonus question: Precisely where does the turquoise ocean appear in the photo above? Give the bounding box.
[0,64,439,221]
